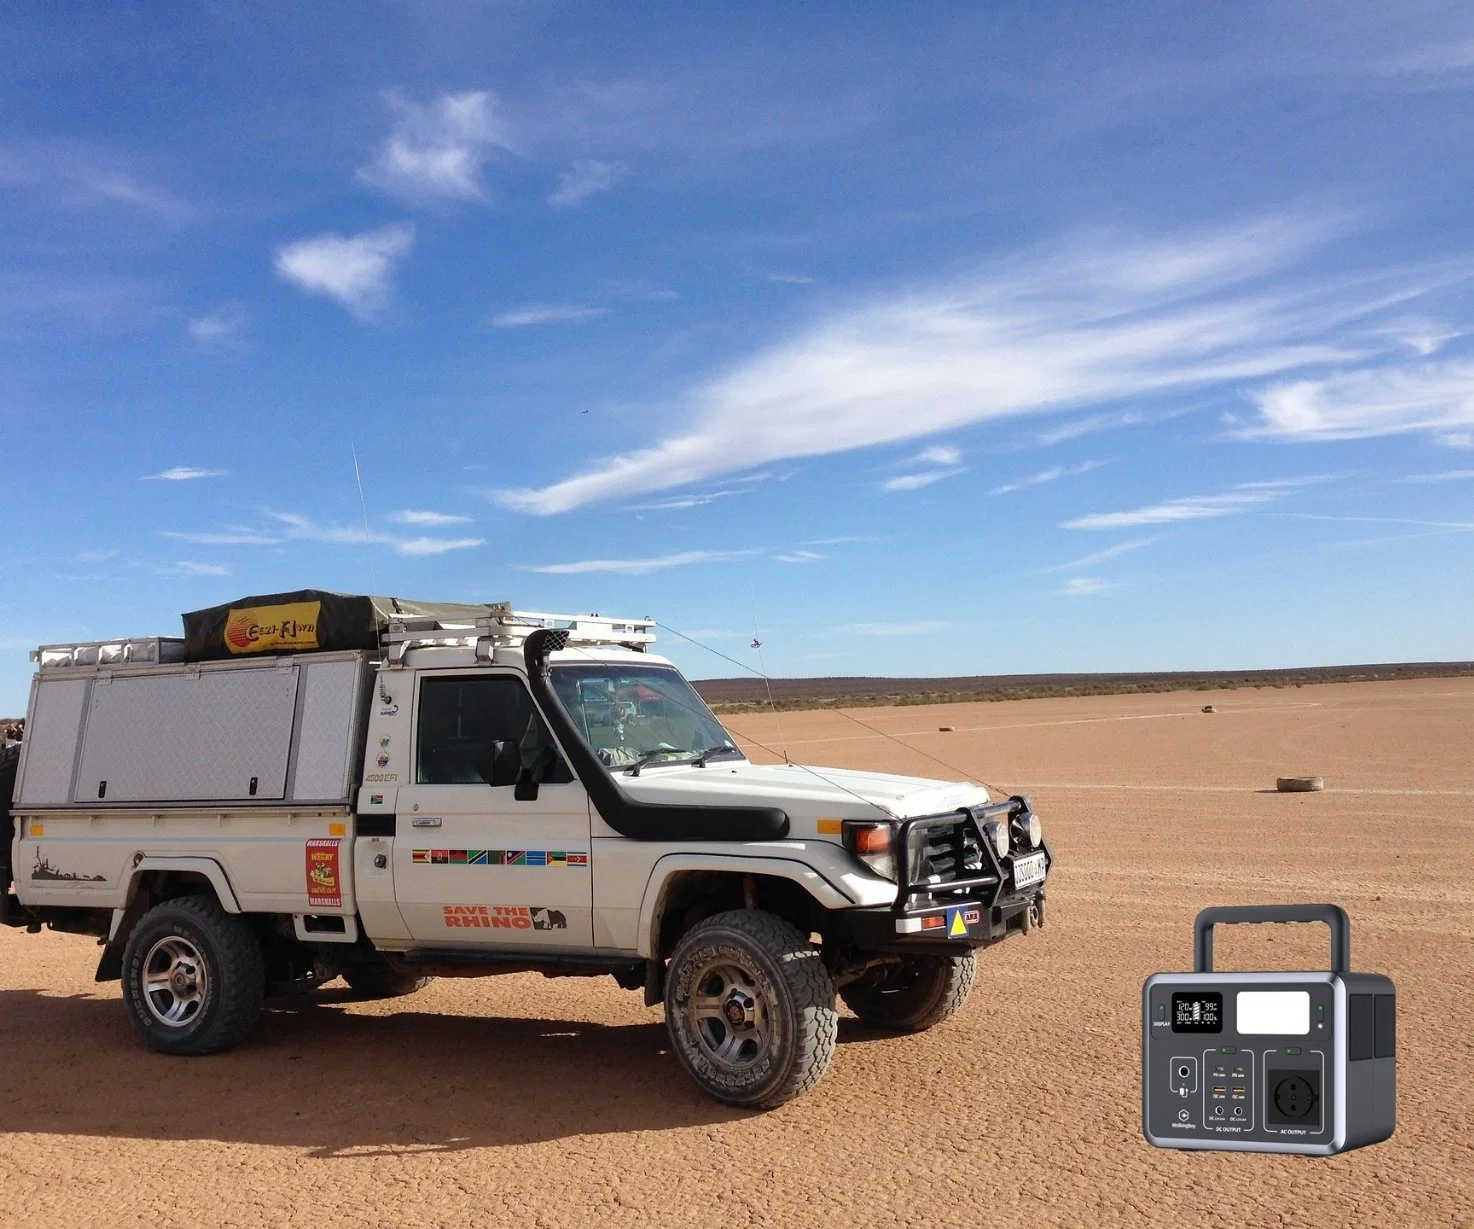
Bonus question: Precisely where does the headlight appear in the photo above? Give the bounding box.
[1014,812,1042,850]
[843,820,897,880]
[982,820,1009,859]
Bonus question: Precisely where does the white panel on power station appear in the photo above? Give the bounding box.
[1236,990,1311,1036]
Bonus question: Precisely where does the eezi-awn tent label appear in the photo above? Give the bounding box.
[224,601,321,654]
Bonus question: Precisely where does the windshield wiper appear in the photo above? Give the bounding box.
[692,744,742,767]
[624,747,689,777]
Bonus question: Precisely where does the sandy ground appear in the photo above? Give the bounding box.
[2,677,1471,1227]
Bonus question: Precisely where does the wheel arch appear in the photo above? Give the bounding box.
[95,857,244,983]
[638,855,854,961]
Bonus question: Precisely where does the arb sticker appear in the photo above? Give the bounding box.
[305,837,342,908]
[223,600,321,654]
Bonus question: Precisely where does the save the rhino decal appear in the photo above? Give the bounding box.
[442,904,568,930]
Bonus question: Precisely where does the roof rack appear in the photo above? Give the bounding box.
[32,637,186,670]
[383,608,656,667]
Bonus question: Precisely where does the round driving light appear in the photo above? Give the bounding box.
[983,820,1009,858]
[1017,813,1042,849]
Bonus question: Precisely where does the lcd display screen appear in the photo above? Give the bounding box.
[1237,990,1311,1035]
[1171,992,1223,1033]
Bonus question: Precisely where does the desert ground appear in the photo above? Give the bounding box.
[1,677,1471,1227]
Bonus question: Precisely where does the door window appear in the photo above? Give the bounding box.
[416,676,573,786]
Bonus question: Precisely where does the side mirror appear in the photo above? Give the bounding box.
[488,739,522,787]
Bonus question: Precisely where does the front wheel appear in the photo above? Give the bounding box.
[840,952,976,1031]
[121,896,265,1055]
[664,910,837,1109]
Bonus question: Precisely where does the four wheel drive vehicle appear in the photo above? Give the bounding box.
[1,590,1052,1108]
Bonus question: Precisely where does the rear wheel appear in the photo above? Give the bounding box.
[121,896,265,1055]
[340,963,434,1000]
[840,952,977,1031]
[665,909,837,1109]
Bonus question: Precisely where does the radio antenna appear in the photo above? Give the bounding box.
[351,443,379,596]
[749,580,788,762]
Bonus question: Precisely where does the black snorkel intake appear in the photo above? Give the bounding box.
[523,627,790,842]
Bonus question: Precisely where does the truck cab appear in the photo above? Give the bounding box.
[1,594,1051,1108]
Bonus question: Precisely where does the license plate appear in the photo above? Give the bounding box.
[1011,850,1047,889]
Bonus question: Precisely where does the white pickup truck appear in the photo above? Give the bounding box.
[0,590,1051,1107]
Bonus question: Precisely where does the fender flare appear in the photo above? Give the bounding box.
[636,853,857,960]
[96,857,245,983]
[122,856,243,916]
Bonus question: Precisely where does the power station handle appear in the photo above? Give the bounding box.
[1193,904,1350,974]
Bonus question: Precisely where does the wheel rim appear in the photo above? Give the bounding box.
[140,935,208,1028]
[684,959,772,1071]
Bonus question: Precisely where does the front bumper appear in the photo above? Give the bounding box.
[831,796,1053,955]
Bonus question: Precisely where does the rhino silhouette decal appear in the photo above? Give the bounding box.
[531,907,567,931]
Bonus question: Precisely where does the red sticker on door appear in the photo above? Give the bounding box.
[305,838,342,908]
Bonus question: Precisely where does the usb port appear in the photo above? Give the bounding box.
[1212,1066,1226,1077]
[1232,1087,1246,1097]
[1212,1086,1227,1097]
[1232,1066,1245,1077]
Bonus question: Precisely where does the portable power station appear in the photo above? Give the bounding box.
[1143,904,1395,1154]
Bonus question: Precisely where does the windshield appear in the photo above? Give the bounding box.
[550,663,741,769]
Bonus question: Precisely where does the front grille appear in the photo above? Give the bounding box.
[917,823,986,884]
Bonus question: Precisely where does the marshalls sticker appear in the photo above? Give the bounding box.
[305,838,342,908]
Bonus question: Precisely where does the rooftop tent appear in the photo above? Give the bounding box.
[181,590,505,661]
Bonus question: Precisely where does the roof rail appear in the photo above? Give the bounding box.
[382,608,655,667]
[32,637,186,670]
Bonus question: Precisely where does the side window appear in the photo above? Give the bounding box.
[416,676,573,786]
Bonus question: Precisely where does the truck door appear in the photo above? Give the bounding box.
[393,671,593,948]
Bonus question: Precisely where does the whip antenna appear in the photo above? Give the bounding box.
[749,580,788,762]
[351,443,378,596]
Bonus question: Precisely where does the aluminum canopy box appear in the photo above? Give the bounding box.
[16,650,376,810]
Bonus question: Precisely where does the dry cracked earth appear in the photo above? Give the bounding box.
[1,677,1471,1227]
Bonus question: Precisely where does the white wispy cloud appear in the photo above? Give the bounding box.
[0,142,190,218]
[397,536,485,556]
[833,620,950,637]
[627,487,751,511]
[491,304,608,328]
[169,561,231,577]
[521,549,754,575]
[144,466,226,481]
[187,307,247,349]
[1044,537,1157,572]
[1059,577,1115,596]
[990,459,1104,496]
[882,469,964,492]
[1064,491,1272,530]
[773,549,824,563]
[902,445,961,467]
[1394,468,1474,483]
[1245,359,1474,442]
[161,529,279,545]
[1035,410,1148,446]
[1383,40,1474,76]
[497,215,1382,515]
[769,272,815,285]
[274,223,415,318]
[1061,476,1331,530]
[548,159,623,208]
[802,535,882,546]
[358,91,513,202]
[391,509,472,526]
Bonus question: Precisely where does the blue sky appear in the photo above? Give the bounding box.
[3,2,1474,712]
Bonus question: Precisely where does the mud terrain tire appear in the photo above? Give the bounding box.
[841,953,977,1031]
[121,896,265,1056]
[341,964,435,999]
[665,909,837,1109]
